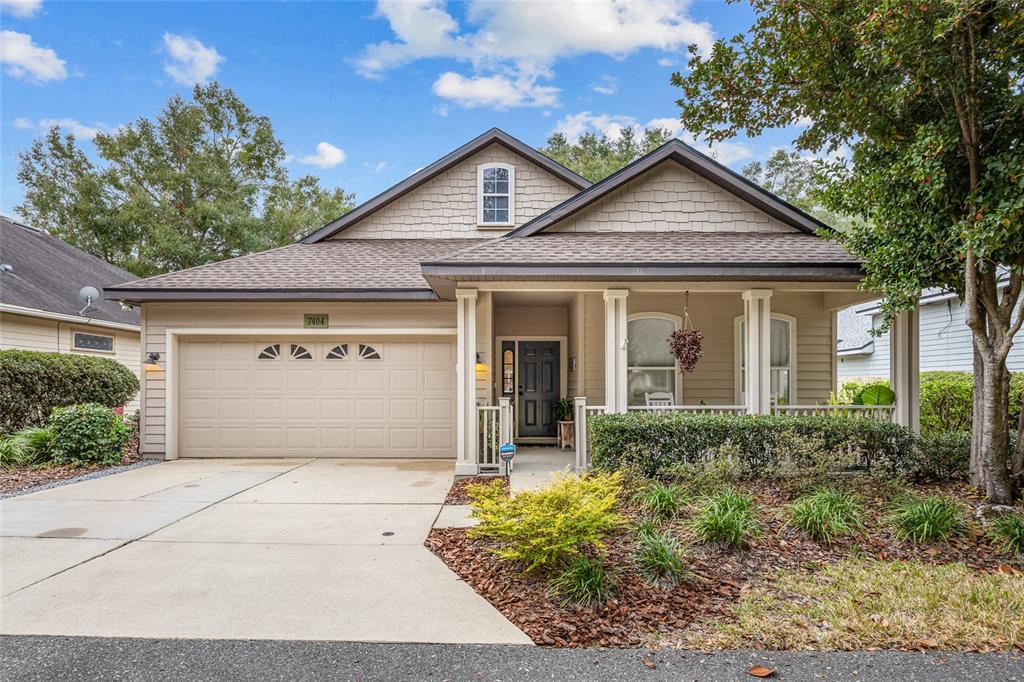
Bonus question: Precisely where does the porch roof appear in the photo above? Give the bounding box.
[421,232,863,282]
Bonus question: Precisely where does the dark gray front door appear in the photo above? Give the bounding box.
[518,341,560,438]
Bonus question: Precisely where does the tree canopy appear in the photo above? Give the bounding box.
[17,83,355,278]
[540,127,672,183]
[674,0,1024,501]
[740,149,856,231]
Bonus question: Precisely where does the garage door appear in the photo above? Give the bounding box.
[177,337,456,458]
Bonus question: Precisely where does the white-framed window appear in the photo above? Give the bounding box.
[627,313,681,406]
[72,330,114,353]
[477,163,514,227]
[734,313,796,405]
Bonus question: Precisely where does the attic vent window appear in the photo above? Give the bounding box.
[478,163,514,227]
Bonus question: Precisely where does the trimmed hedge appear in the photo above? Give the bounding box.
[919,371,1023,434]
[589,412,916,477]
[0,350,139,433]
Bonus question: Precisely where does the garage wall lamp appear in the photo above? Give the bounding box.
[144,352,162,370]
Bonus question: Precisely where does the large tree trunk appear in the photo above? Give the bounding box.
[1013,391,1024,489]
[978,349,1014,503]
[970,345,986,487]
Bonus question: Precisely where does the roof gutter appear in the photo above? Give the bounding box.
[420,262,864,282]
[103,288,441,303]
[0,302,141,332]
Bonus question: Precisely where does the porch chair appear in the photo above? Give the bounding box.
[644,392,674,408]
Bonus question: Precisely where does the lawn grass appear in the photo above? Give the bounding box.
[672,559,1024,651]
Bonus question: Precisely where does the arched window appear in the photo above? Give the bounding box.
[627,313,681,406]
[477,163,514,227]
[735,314,797,405]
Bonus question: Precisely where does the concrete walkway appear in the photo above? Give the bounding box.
[0,458,530,645]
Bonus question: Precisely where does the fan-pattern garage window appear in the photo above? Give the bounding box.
[326,344,349,360]
[359,344,381,360]
[257,344,280,360]
[290,344,312,360]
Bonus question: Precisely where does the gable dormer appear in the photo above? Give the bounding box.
[303,129,588,242]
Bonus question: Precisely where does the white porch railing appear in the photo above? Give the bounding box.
[627,405,747,415]
[772,404,896,422]
[477,397,513,475]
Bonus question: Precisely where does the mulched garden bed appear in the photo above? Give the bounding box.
[425,478,1023,648]
[0,437,143,496]
[445,475,508,504]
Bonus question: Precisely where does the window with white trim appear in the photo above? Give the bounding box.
[477,163,514,226]
[736,315,795,405]
[73,331,114,353]
[627,314,679,406]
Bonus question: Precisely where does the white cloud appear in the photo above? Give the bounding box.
[354,0,713,109]
[433,103,449,117]
[299,142,346,169]
[364,160,389,174]
[0,0,41,18]
[161,33,223,86]
[0,30,66,82]
[15,116,113,139]
[554,112,753,166]
[592,74,617,96]
[657,57,675,67]
[432,69,558,109]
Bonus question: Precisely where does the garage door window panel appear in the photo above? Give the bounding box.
[258,344,280,360]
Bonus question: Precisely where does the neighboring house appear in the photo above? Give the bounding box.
[0,216,142,410]
[838,289,1024,383]
[106,128,917,472]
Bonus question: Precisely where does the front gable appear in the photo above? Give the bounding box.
[548,159,796,234]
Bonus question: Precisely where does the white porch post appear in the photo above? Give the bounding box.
[456,288,478,475]
[574,396,589,472]
[742,289,773,415]
[603,289,629,413]
[890,303,920,433]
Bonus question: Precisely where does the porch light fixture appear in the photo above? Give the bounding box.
[144,352,162,370]
[475,352,489,377]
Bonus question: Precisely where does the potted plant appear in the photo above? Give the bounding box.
[553,398,575,451]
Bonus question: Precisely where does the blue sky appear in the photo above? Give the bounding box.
[1,0,808,220]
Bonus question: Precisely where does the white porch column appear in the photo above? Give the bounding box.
[890,303,920,433]
[456,288,478,475]
[603,289,629,413]
[742,289,773,415]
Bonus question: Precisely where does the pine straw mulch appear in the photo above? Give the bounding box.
[425,478,1024,648]
[0,436,143,496]
[445,475,509,504]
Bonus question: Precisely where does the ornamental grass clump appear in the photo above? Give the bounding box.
[989,512,1024,555]
[787,488,864,544]
[689,487,760,549]
[887,494,964,543]
[468,471,623,572]
[635,481,687,520]
[549,556,617,606]
[0,426,53,469]
[636,530,688,587]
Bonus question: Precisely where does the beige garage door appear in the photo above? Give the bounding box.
[177,336,456,458]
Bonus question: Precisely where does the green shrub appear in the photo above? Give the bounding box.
[549,556,617,606]
[689,488,760,549]
[49,403,129,467]
[636,530,687,587]
[908,431,971,481]
[0,426,54,469]
[787,489,864,544]
[635,481,687,520]
[664,441,748,492]
[989,513,1024,555]
[917,371,1024,434]
[589,413,915,478]
[887,495,964,543]
[0,350,139,432]
[774,430,859,492]
[468,471,623,572]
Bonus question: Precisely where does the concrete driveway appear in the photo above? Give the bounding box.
[0,459,530,645]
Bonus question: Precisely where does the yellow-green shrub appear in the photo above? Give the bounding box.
[468,471,623,572]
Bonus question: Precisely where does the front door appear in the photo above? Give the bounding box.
[518,341,560,438]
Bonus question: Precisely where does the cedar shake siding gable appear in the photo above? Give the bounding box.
[301,129,588,243]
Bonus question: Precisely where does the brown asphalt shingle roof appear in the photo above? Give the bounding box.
[426,232,859,265]
[106,239,480,297]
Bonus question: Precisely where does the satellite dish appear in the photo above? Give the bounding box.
[78,285,100,315]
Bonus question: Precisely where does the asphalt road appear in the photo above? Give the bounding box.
[2,636,1022,681]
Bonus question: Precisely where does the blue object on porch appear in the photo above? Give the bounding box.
[499,443,516,463]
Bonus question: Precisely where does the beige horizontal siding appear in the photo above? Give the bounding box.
[550,160,795,234]
[335,143,578,239]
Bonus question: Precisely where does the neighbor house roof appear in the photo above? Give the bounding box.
[421,232,861,282]
[300,128,590,243]
[0,216,140,328]
[837,306,875,355]
[105,239,480,302]
[507,139,831,238]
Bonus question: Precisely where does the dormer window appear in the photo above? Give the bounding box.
[478,163,514,227]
